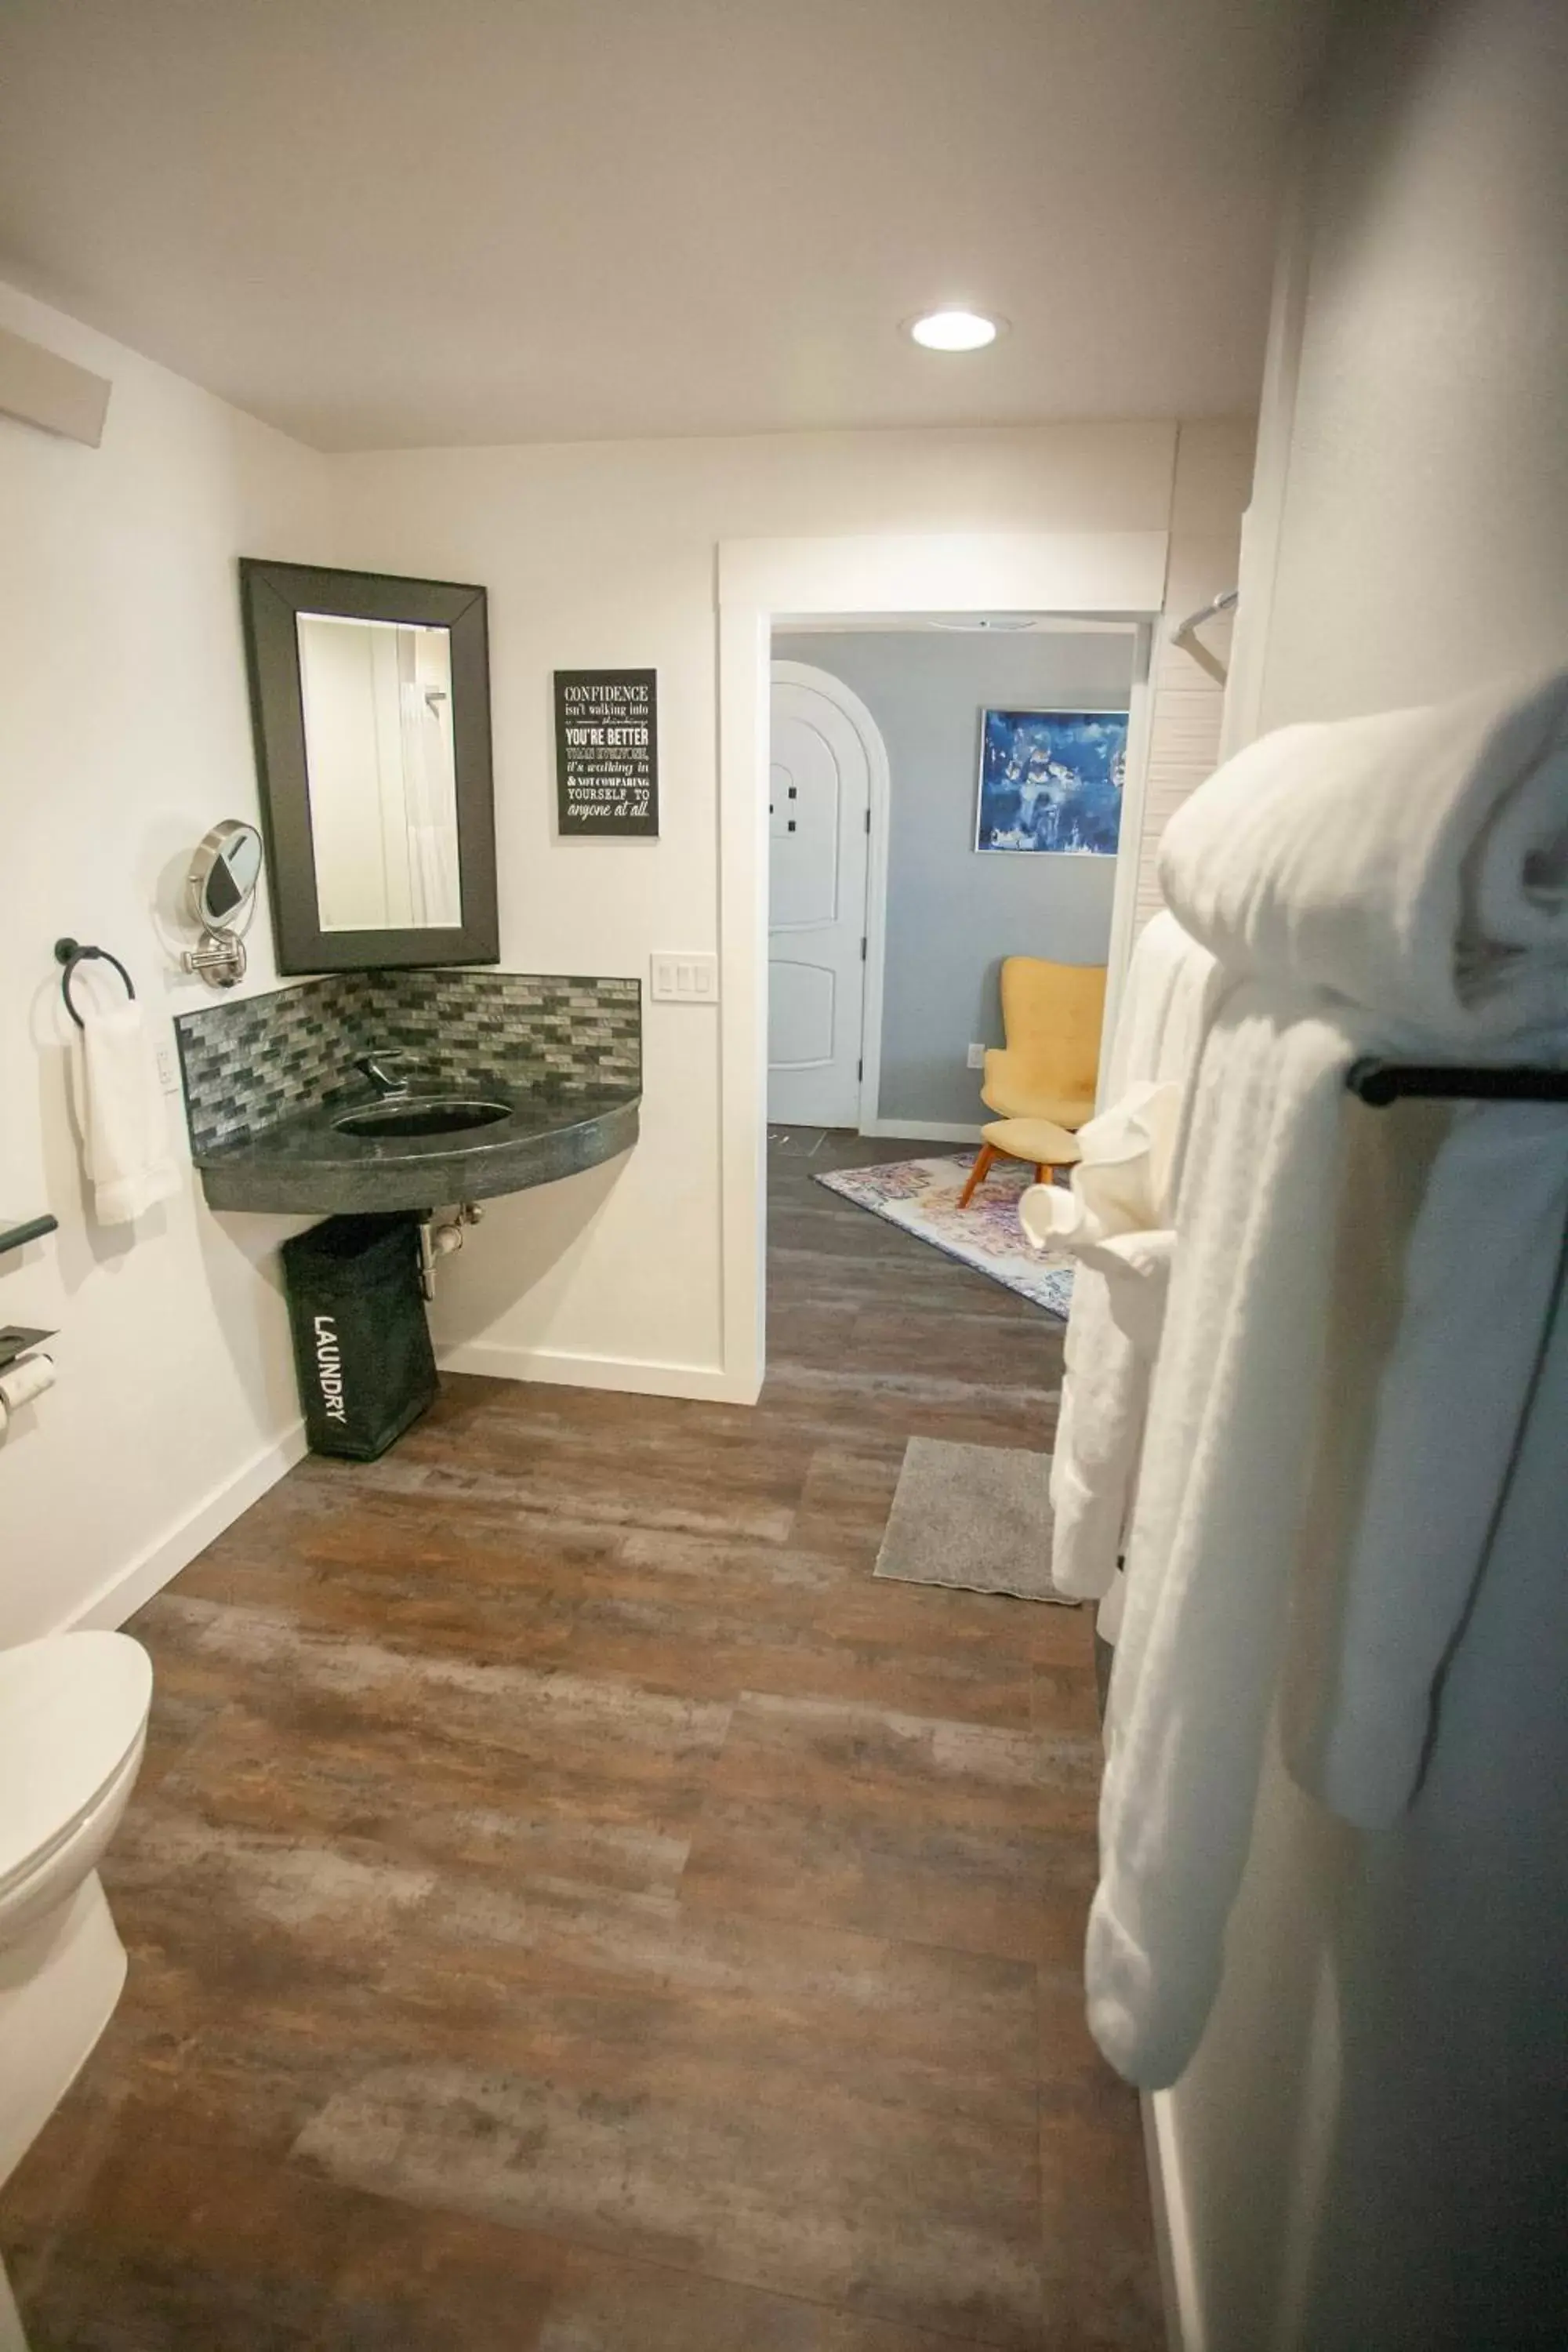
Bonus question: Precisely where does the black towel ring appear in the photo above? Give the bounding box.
[54,938,137,1029]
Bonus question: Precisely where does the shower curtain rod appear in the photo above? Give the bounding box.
[1171,586,1239,645]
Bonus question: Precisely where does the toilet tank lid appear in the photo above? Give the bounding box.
[0,1632,153,1886]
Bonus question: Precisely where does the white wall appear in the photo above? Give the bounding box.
[771,628,1134,1127]
[0,287,1248,1620]
[1164,8,1568,2347]
[329,424,1185,1395]
[0,283,335,1643]
[1134,419,1254,932]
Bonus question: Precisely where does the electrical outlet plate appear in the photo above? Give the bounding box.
[651,952,719,1004]
[155,1044,180,1094]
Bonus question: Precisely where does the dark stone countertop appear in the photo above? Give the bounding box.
[192,1083,641,1215]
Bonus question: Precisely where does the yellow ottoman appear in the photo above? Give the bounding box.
[958,1116,1081,1209]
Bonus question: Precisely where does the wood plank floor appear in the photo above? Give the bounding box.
[1,1131,1162,2350]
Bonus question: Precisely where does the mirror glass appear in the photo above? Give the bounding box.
[194,820,263,929]
[240,558,496,972]
[295,613,463,931]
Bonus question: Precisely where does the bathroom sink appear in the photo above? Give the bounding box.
[333,1096,512,1139]
[194,1083,640,1214]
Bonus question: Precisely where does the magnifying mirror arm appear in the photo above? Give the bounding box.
[181,931,249,989]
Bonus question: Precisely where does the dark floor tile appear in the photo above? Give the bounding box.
[558,1546,1036,1726]
[16,2125,356,2351]
[1,1134,1152,2352]
[312,2197,556,2350]
[379,1871,1039,2129]
[682,1691,1100,1965]
[293,2051,1043,2348]
[321,2191,994,2352]
[122,1628,727,1899]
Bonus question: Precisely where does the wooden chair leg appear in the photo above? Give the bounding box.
[958,1142,996,1208]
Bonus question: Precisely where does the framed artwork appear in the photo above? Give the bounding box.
[974,707,1128,855]
[554,668,659,837]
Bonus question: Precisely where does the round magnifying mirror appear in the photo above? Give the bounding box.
[189,820,263,933]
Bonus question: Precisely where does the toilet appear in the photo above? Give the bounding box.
[0,1632,152,2198]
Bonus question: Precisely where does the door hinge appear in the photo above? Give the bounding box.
[864,808,871,833]
[858,1058,863,1080]
[860,936,867,960]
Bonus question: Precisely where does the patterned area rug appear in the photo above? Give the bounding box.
[815,1151,1075,1318]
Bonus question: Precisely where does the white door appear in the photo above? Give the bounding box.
[768,670,871,1126]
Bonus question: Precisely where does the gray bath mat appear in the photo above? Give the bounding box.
[873,1437,1074,1605]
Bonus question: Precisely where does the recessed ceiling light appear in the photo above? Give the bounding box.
[906,308,1004,352]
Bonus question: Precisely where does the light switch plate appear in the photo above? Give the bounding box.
[967,1043,987,1071]
[651,952,719,1004]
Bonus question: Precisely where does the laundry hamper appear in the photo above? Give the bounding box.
[281,1212,437,1460]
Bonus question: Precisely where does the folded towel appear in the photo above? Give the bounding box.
[1088,666,1568,2089]
[1026,916,1220,1608]
[76,998,180,1225]
[1160,666,1568,1040]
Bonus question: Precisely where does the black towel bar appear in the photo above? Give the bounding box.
[1346,1057,1568,1107]
[54,937,136,1029]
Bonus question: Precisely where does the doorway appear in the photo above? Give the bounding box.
[717,528,1167,1399]
[768,622,1141,1146]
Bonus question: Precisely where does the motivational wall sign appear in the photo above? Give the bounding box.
[554,669,659,837]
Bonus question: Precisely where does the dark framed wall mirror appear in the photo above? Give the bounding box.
[239,559,499,972]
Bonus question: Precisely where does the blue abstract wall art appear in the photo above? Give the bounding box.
[974,708,1128,855]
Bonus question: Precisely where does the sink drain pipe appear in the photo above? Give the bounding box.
[418,1203,484,1301]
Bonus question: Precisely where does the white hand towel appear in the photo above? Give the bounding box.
[1022,1081,1181,1254]
[77,1000,180,1225]
[1088,666,1568,2089]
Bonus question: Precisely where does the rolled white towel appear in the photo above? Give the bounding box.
[1160,664,1568,1042]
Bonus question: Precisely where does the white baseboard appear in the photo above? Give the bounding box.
[437,1339,760,1406]
[63,1418,308,1634]
[858,1117,982,1145]
[1144,2089,1204,2352]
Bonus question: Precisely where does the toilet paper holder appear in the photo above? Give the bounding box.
[0,1326,54,1372]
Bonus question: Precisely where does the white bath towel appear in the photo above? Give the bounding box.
[1026,915,1220,1607]
[1088,666,1568,2089]
[76,999,180,1225]
[1281,1096,1568,1828]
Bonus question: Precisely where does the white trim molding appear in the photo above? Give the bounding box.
[721,530,1169,617]
[439,1341,756,1406]
[718,528,1168,1400]
[860,1117,983,1145]
[1099,620,1158,1075]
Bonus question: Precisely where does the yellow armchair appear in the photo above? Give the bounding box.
[959,956,1107,1209]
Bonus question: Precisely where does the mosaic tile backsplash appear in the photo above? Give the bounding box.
[175,971,641,1155]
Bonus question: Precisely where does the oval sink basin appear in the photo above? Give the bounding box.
[335,1097,512,1140]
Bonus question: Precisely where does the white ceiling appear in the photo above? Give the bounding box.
[0,0,1334,453]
